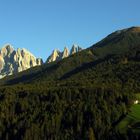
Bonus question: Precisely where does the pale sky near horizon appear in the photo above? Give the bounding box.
[0,0,140,61]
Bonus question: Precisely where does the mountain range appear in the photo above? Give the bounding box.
[3,26,139,85]
[0,44,82,79]
[46,44,82,63]
[0,44,43,78]
[0,26,139,140]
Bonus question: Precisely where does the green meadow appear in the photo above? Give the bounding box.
[117,94,140,134]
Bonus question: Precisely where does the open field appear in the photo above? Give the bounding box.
[116,96,140,134]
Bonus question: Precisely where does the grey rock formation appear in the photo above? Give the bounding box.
[46,45,82,63]
[47,49,62,63]
[62,47,69,59]
[70,44,82,55]
[0,44,43,78]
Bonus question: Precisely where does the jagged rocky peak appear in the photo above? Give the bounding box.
[47,49,61,63]
[62,47,69,59]
[70,44,77,55]
[0,44,43,79]
[36,58,43,65]
[0,55,4,72]
[70,44,82,55]
[0,44,14,57]
[46,44,82,63]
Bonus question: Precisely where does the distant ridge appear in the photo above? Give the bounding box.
[46,44,82,63]
[0,26,140,85]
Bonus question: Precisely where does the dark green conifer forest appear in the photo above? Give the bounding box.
[0,27,140,140]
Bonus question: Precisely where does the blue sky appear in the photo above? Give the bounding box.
[0,0,140,61]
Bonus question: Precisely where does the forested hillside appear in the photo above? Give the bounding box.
[0,27,140,140]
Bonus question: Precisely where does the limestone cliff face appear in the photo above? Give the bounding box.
[0,55,4,72]
[47,49,61,63]
[0,44,43,78]
[62,47,69,59]
[46,45,82,63]
[70,44,82,55]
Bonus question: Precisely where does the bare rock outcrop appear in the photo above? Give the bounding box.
[46,45,82,63]
[0,44,43,78]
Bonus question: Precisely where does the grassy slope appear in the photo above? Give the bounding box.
[136,93,140,100]
[116,98,140,134]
